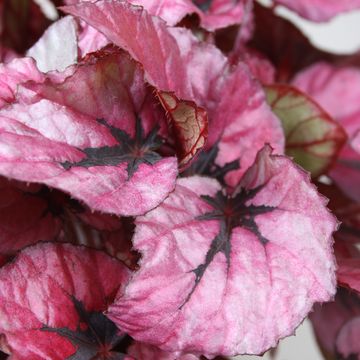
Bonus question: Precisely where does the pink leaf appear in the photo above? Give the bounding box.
[213,65,284,186]
[0,48,178,216]
[109,147,336,357]
[274,0,360,22]
[62,0,272,160]
[0,242,132,359]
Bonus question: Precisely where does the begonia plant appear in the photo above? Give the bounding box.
[0,0,359,359]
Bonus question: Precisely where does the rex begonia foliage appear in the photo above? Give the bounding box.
[0,47,181,216]
[0,0,358,359]
[109,147,336,357]
[62,0,285,183]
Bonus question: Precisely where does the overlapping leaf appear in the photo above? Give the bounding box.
[265,84,347,177]
[109,146,336,357]
[0,48,178,216]
[61,0,229,142]
[0,243,131,359]
[63,0,284,171]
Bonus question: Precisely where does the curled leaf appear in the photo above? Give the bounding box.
[157,91,208,168]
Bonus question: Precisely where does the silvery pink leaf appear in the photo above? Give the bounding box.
[213,64,284,186]
[274,0,360,22]
[26,15,78,73]
[0,243,132,359]
[0,49,178,216]
[109,146,336,357]
[293,63,360,138]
